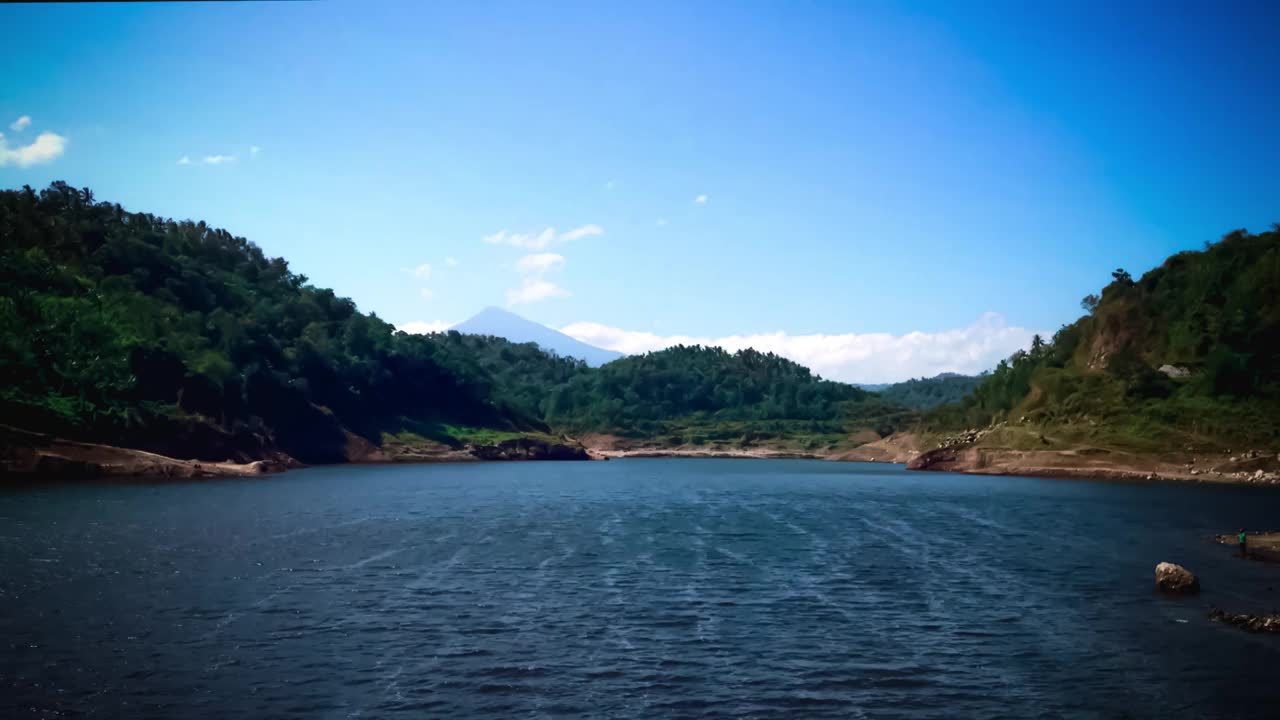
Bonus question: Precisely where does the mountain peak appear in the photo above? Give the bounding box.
[452,308,623,367]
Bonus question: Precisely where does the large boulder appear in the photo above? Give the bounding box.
[1155,562,1200,594]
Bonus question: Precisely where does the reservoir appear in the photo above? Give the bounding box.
[3,459,1279,718]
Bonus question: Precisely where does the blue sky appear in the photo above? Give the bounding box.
[2,1,1277,382]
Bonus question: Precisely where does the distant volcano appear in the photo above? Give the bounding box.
[452,307,624,367]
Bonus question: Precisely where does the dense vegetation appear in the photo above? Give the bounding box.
[928,227,1280,450]
[0,183,537,462]
[542,345,913,440]
[872,373,983,410]
[0,183,912,462]
[420,337,915,448]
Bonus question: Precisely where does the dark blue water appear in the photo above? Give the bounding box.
[3,460,1280,719]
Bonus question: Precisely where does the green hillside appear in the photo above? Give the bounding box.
[874,373,984,410]
[928,226,1280,451]
[0,183,911,463]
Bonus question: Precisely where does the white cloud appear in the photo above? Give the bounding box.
[516,252,565,274]
[9,116,31,132]
[177,156,191,165]
[656,218,667,226]
[445,256,459,266]
[507,278,569,306]
[203,154,235,165]
[694,194,708,204]
[0,131,67,167]
[398,320,452,334]
[506,251,569,304]
[249,145,261,157]
[419,288,435,300]
[487,225,597,305]
[560,313,1043,384]
[482,224,603,250]
[407,263,432,279]
[560,224,603,241]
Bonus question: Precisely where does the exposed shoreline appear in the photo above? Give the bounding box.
[905,443,1280,486]
[1,427,298,480]
[5,425,1279,487]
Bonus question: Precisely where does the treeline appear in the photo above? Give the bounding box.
[0,183,539,462]
[541,344,910,435]
[928,227,1280,446]
[873,373,983,410]
[406,335,913,438]
[0,183,911,462]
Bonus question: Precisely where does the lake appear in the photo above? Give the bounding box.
[3,459,1279,718]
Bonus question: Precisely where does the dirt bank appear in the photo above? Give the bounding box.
[3,426,594,481]
[829,432,926,464]
[576,433,827,460]
[907,444,1280,485]
[592,447,825,460]
[1,426,296,480]
[1214,531,1280,562]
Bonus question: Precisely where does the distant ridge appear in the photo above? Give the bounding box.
[453,307,624,367]
[859,372,983,410]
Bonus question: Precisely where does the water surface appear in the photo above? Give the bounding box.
[3,459,1279,718]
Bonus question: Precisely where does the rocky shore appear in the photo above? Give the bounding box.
[1,426,298,480]
[1210,609,1280,633]
[897,428,1280,486]
[2,425,593,481]
[7,420,1278,486]
[591,447,824,460]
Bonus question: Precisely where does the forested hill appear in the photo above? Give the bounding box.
[541,345,913,438]
[928,226,1280,449]
[0,183,531,463]
[872,373,983,410]
[0,183,911,465]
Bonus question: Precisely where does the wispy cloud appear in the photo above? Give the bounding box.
[507,278,569,305]
[506,251,570,306]
[0,130,67,167]
[516,252,566,274]
[560,224,603,242]
[398,320,452,335]
[604,180,616,190]
[419,288,435,300]
[406,263,432,279]
[203,154,236,165]
[249,145,261,157]
[483,224,603,250]
[177,156,192,166]
[656,218,667,226]
[694,194,708,204]
[445,256,460,266]
[9,115,31,132]
[560,313,1043,384]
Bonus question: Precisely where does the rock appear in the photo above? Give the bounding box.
[1255,470,1265,480]
[1189,469,1199,475]
[1155,562,1200,594]
[1158,364,1191,379]
[1210,608,1280,633]
[469,437,590,462]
